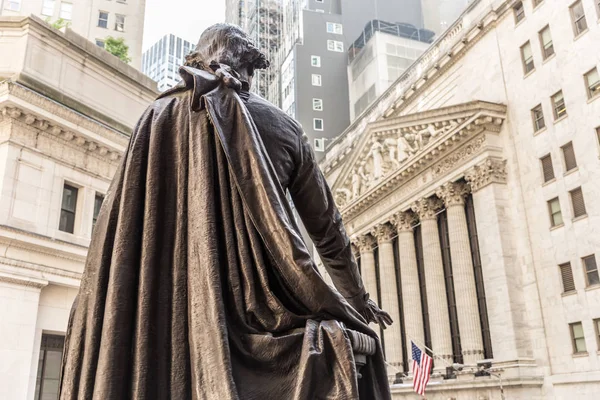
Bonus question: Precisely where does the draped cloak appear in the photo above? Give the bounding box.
[59,66,391,400]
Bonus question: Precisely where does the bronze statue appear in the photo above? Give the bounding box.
[59,24,392,399]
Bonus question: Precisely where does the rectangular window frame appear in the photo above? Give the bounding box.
[41,0,55,16]
[115,14,125,32]
[570,187,587,219]
[326,22,343,34]
[311,74,322,86]
[312,98,323,111]
[311,55,321,67]
[594,318,600,351]
[584,67,600,100]
[570,0,588,37]
[559,262,576,293]
[538,25,554,60]
[540,154,555,183]
[327,39,344,52]
[520,41,534,74]
[561,142,578,172]
[59,183,79,234]
[583,255,599,287]
[313,118,324,131]
[35,334,65,400]
[59,2,72,20]
[4,0,21,11]
[532,104,545,132]
[570,322,587,354]
[533,0,544,8]
[514,2,525,23]
[98,11,109,29]
[547,197,563,228]
[95,39,105,48]
[551,90,567,120]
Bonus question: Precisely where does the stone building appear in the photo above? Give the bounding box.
[319,0,600,398]
[0,16,156,400]
[0,0,146,68]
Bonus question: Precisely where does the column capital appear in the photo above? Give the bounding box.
[465,158,507,192]
[411,197,443,221]
[352,234,377,253]
[436,181,470,207]
[372,223,396,242]
[392,211,418,232]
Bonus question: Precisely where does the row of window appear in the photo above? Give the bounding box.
[570,318,600,355]
[546,186,587,228]
[530,77,598,134]
[98,11,126,32]
[59,183,104,235]
[560,254,598,294]
[540,141,577,184]
[514,0,600,37]
[40,0,72,20]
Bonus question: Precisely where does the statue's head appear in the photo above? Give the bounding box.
[184,23,269,88]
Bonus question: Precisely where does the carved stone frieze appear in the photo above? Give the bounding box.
[436,181,470,207]
[465,158,507,192]
[372,223,396,243]
[412,197,443,221]
[352,234,376,253]
[392,211,418,232]
[0,105,122,163]
[432,135,486,178]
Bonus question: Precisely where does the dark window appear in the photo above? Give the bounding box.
[115,14,125,32]
[541,154,555,183]
[533,0,544,7]
[559,262,576,293]
[584,68,600,99]
[562,142,577,171]
[532,104,545,132]
[59,184,78,233]
[438,211,462,364]
[93,193,104,229]
[570,1,588,36]
[570,322,587,354]
[34,334,65,400]
[539,26,554,59]
[514,1,525,23]
[465,194,493,359]
[414,226,432,359]
[95,39,105,48]
[583,255,599,286]
[570,187,587,218]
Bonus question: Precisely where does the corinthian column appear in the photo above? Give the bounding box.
[372,223,403,371]
[437,182,484,364]
[392,211,425,365]
[353,234,379,330]
[412,197,453,365]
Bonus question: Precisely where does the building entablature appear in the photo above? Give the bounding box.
[331,100,507,232]
[0,81,127,168]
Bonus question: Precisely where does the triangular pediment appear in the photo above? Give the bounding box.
[331,101,506,209]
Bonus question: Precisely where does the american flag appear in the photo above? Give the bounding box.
[411,341,432,396]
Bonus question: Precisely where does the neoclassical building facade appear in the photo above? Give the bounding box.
[319,0,600,398]
[0,17,156,399]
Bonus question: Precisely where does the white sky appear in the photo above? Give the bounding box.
[142,0,226,50]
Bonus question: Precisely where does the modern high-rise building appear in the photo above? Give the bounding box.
[276,0,431,159]
[0,0,146,68]
[142,34,196,92]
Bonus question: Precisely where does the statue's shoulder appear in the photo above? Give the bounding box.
[245,92,303,138]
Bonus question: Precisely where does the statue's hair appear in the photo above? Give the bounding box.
[184,23,269,75]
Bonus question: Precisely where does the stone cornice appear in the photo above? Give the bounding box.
[332,102,506,220]
[1,96,125,164]
[320,0,510,174]
[0,255,82,281]
[0,272,48,289]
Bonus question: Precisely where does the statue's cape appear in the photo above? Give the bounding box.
[59,66,391,400]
